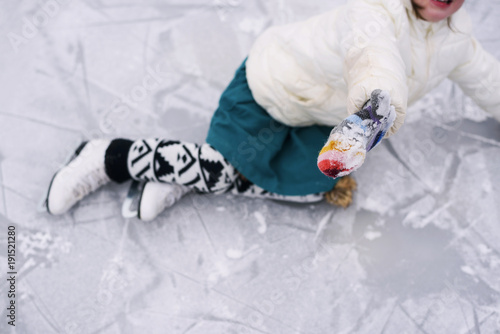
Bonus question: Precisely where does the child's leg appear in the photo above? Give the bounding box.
[115,138,239,194]
[46,138,239,215]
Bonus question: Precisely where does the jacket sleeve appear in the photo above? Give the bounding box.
[448,37,500,122]
[339,0,409,137]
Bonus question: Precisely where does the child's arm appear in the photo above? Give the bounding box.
[338,0,408,137]
[448,37,500,121]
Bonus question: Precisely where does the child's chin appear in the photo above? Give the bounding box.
[420,8,452,22]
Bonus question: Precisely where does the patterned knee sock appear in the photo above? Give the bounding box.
[229,176,324,203]
[127,139,239,194]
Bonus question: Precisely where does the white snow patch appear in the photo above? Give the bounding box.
[477,244,492,255]
[482,180,493,193]
[239,17,266,35]
[254,212,267,234]
[404,201,452,230]
[461,265,476,276]
[314,211,333,241]
[226,249,243,259]
[225,244,261,260]
[462,97,491,122]
[360,196,386,215]
[402,196,436,228]
[207,262,231,285]
[364,230,382,241]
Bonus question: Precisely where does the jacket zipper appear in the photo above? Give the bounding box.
[419,26,434,98]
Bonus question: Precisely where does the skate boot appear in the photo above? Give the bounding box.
[43,139,111,215]
[122,181,191,221]
[317,89,396,178]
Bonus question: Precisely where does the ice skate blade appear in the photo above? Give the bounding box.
[122,180,144,219]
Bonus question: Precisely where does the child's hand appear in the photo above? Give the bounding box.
[317,90,396,178]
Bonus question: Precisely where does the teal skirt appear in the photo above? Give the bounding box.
[206,60,338,196]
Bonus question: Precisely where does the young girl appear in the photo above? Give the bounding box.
[43,0,500,221]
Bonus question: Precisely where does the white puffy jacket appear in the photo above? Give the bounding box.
[246,0,500,136]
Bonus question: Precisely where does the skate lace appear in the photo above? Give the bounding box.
[72,166,107,199]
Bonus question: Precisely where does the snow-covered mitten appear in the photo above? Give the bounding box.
[317,89,396,178]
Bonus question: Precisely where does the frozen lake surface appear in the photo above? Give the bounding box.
[1,0,500,333]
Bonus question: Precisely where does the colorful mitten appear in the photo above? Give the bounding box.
[317,89,396,178]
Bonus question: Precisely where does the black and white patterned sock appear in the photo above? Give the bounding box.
[127,139,239,194]
[229,176,324,203]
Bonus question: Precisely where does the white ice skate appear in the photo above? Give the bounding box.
[42,139,111,215]
[121,181,191,221]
